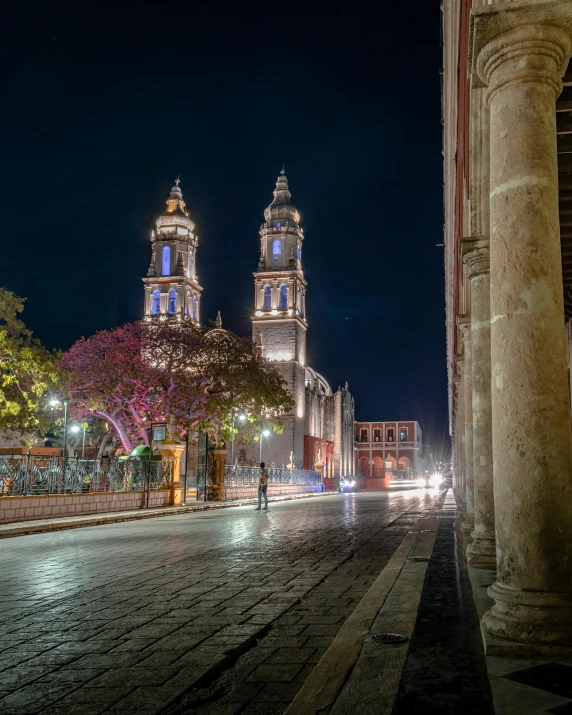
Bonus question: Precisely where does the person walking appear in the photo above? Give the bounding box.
[255,462,269,510]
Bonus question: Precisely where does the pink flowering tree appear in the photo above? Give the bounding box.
[61,319,293,452]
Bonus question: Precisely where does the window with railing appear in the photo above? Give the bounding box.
[386,428,395,442]
[360,428,368,442]
[400,428,408,442]
[373,429,381,442]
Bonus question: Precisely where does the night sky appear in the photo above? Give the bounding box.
[3,1,448,456]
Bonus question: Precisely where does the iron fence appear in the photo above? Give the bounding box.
[223,465,321,487]
[0,454,172,497]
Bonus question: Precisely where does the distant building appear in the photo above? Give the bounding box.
[354,421,423,482]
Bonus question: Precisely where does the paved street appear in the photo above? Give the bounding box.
[0,490,443,714]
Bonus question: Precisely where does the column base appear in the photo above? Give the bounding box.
[170,486,183,507]
[466,532,496,565]
[482,582,572,652]
[461,515,474,533]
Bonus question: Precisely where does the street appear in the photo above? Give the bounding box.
[0,489,443,714]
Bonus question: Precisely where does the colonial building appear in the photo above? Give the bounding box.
[143,175,355,478]
[250,170,355,477]
[354,421,422,482]
[142,179,202,322]
[444,0,572,654]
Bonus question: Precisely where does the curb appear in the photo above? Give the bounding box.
[0,490,336,539]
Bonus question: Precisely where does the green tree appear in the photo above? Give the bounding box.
[0,289,61,440]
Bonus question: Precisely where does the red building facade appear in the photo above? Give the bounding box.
[354,421,422,488]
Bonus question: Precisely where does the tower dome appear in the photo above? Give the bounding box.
[263,168,300,228]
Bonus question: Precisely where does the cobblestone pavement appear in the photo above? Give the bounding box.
[0,489,442,714]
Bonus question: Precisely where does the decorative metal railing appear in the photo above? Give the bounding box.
[0,455,172,497]
[223,465,321,487]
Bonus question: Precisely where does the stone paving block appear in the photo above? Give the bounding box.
[0,664,60,689]
[61,652,150,669]
[51,641,120,654]
[87,665,179,687]
[56,685,137,705]
[256,681,305,702]
[104,681,191,713]
[0,683,76,713]
[267,647,316,664]
[247,663,303,682]
[40,705,109,715]
[37,668,107,685]
[109,638,157,652]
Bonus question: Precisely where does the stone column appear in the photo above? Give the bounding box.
[156,441,185,507]
[462,238,495,564]
[455,356,466,513]
[476,16,572,649]
[457,316,474,531]
[452,373,463,506]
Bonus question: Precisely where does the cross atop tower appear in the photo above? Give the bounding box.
[175,176,181,186]
[280,165,285,176]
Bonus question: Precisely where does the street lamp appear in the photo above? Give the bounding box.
[230,409,247,466]
[50,397,69,458]
[260,428,270,463]
[71,424,87,459]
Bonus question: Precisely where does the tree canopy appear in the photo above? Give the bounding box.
[0,289,61,440]
[61,318,294,452]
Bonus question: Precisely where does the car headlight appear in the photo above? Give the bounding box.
[429,473,442,488]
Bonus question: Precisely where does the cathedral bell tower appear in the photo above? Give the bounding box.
[142,179,202,322]
[252,169,307,466]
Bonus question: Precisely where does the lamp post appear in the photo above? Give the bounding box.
[50,398,69,458]
[231,410,247,465]
[260,428,270,463]
[71,424,87,459]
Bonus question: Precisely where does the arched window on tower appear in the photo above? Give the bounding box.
[168,289,177,314]
[273,240,281,264]
[297,245,301,261]
[152,290,161,315]
[188,249,193,278]
[300,290,305,317]
[279,284,288,310]
[192,295,197,320]
[186,294,190,317]
[162,246,171,276]
[263,285,272,311]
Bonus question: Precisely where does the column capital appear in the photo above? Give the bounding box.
[461,237,490,279]
[471,3,572,100]
[457,314,471,344]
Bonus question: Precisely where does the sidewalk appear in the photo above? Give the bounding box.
[281,490,495,715]
[0,490,335,539]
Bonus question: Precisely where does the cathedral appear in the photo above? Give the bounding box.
[143,171,355,478]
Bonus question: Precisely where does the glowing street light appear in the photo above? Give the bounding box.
[231,409,248,466]
[49,397,69,458]
[70,424,87,459]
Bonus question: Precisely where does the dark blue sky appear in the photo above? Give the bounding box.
[2,1,448,455]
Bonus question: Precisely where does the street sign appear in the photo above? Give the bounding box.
[152,425,167,442]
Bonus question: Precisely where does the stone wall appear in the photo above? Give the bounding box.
[0,490,172,524]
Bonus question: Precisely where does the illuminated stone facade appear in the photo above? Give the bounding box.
[142,180,202,323]
[250,171,355,476]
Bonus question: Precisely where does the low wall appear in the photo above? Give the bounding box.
[0,490,172,524]
[224,484,323,500]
